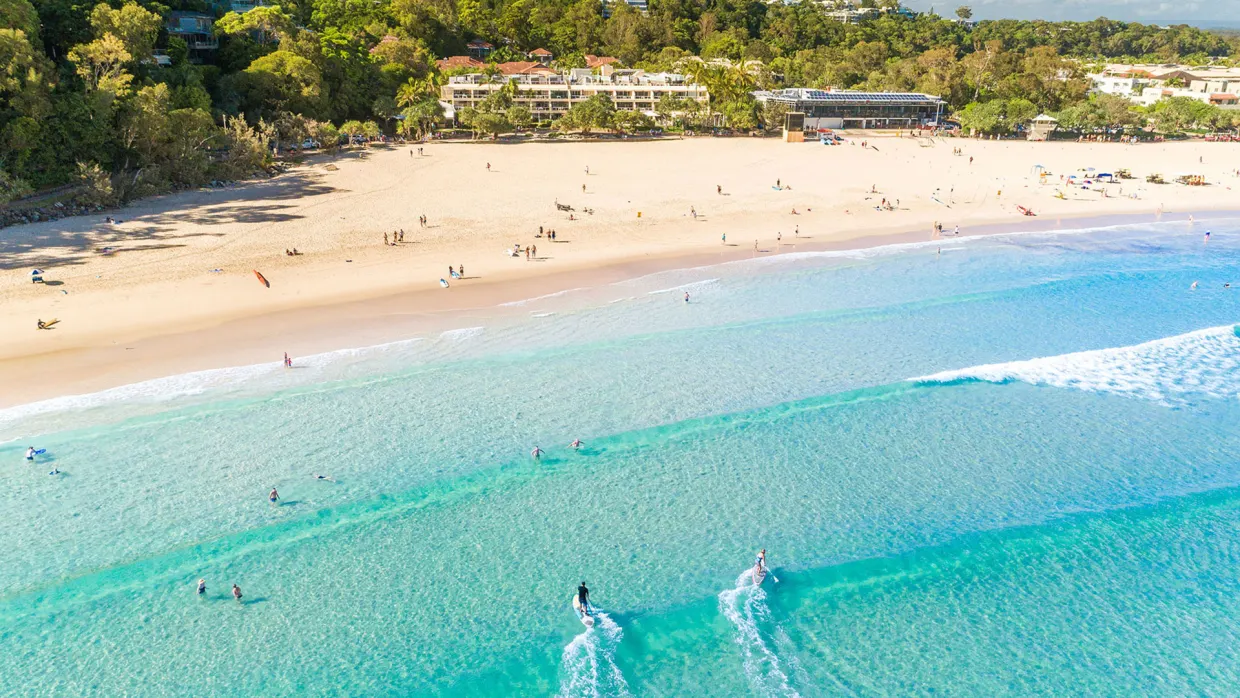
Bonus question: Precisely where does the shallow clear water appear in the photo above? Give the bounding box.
[4,218,1240,696]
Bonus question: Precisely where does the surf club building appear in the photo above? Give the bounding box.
[752,88,945,130]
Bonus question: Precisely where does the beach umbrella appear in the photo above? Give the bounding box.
[31,269,43,276]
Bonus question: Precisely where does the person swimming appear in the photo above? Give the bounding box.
[197,579,207,595]
[577,582,591,615]
[314,474,335,482]
[1191,281,1199,290]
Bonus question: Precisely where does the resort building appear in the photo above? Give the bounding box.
[1089,65,1240,109]
[441,68,709,122]
[752,88,945,129]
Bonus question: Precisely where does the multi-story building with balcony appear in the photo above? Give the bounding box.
[441,67,709,122]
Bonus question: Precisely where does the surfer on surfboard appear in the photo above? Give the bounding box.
[753,549,768,585]
[577,582,591,616]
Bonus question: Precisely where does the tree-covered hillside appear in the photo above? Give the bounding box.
[2,0,1237,202]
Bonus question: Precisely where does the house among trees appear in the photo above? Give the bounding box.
[165,11,218,62]
[529,48,553,66]
[466,39,493,60]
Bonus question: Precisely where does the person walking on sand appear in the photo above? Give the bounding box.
[722,233,727,245]
[717,185,722,195]
[532,244,537,258]
[232,584,243,603]
[684,291,690,303]
[459,264,465,277]
[383,232,389,246]
[486,162,491,172]
[582,183,586,194]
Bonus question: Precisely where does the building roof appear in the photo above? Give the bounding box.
[754,88,943,105]
[495,61,557,75]
[437,56,486,71]
[585,55,620,69]
[529,48,553,56]
[466,38,493,49]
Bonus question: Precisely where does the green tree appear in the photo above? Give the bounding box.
[215,5,294,44]
[88,2,160,62]
[955,6,972,20]
[558,93,615,133]
[240,50,324,118]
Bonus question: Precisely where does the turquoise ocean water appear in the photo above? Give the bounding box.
[4,218,1240,696]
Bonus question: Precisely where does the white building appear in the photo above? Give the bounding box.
[1087,73,1141,97]
[1134,86,1239,109]
[442,69,709,122]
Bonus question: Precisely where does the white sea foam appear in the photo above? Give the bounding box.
[718,570,801,698]
[646,278,720,295]
[438,326,484,340]
[557,609,631,698]
[499,287,590,307]
[0,336,424,438]
[915,324,1240,405]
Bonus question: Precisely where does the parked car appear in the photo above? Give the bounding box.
[301,139,321,150]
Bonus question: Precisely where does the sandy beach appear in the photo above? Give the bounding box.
[3,135,1237,406]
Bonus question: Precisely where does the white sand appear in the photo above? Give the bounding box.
[2,135,1237,404]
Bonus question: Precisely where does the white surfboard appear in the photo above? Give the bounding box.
[752,564,767,586]
[572,595,595,627]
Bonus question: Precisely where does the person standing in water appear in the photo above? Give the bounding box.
[197,579,207,596]
[232,584,243,602]
[26,446,36,461]
[684,291,690,303]
[531,446,543,460]
[577,581,591,615]
[268,488,280,505]
[571,439,583,450]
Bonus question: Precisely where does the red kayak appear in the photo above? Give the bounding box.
[254,270,270,287]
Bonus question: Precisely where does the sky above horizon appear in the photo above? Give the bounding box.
[903,0,1240,25]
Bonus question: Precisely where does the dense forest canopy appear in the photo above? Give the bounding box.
[2,0,1238,201]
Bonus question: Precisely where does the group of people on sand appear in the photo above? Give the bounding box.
[448,265,465,279]
[284,248,302,256]
[383,230,405,246]
[536,226,558,241]
[932,222,961,238]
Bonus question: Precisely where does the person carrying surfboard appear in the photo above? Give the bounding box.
[577,582,591,616]
[26,447,36,461]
